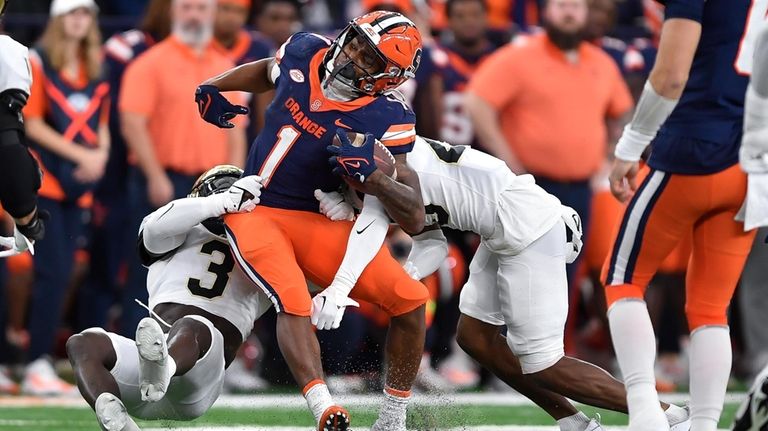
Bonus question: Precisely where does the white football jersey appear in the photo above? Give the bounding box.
[0,35,32,95]
[408,137,562,248]
[146,225,270,340]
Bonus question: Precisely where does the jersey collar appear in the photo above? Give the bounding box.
[308,47,377,113]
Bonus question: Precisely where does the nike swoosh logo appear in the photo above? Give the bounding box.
[345,161,361,169]
[200,94,212,117]
[356,220,375,235]
[335,118,352,129]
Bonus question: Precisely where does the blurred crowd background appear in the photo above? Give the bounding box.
[1,0,766,399]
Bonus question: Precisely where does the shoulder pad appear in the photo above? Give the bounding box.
[277,32,331,64]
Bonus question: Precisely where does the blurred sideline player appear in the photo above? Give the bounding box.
[603,0,767,430]
[315,135,691,431]
[212,0,272,142]
[67,166,268,431]
[0,0,45,256]
[196,11,428,431]
[433,0,497,151]
[732,16,768,431]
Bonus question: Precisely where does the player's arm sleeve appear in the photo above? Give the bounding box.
[138,196,228,264]
[403,226,449,280]
[615,17,701,161]
[329,195,391,294]
[466,45,520,110]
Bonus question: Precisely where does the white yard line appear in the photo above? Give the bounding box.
[0,392,748,409]
[142,427,731,431]
[211,392,747,409]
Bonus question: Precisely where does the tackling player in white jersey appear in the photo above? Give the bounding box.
[66,166,272,431]
[0,0,47,256]
[313,136,691,431]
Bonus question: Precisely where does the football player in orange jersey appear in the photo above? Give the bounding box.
[195,11,428,431]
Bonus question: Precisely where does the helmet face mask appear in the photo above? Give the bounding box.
[0,0,8,17]
[324,11,422,96]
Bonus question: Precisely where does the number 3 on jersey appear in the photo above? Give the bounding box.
[187,240,235,299]
[735,0,768,75]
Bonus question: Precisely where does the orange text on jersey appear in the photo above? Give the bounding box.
[284,97,327,138]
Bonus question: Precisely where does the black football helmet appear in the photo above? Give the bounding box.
[189,165,243,235]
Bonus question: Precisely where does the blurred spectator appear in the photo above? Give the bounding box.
[214,0,271,66]
[430,0,542,40]
[251,0,300,135]
[214,0,272,141]
[77,0,172,332]
[119,0,246,337]
[254,0,300,47]
[585,0,655,100]
[465,0,633,284]
[434,0,498,150]
[21,0,109,395]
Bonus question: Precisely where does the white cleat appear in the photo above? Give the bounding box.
[584,413,604,430]
[95,393,139,431]
[668,405,691,431]
[136,318,170,402]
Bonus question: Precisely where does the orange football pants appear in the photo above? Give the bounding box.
[586,189,692,274]
[602,164,755,330]
[224,206,429,317]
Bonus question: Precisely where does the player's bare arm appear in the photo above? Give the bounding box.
[365,154,425,235]
[610,17,701,202]
[196,58,276,129]
[202,57,277,94]
[121,111,174,207]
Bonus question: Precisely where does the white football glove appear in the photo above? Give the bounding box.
[311,284,359,330]
[210,175,263,214]
[0,225,35,258]
[314,189,355,221]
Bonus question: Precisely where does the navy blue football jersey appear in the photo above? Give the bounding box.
[243,32,417,212]
[648,0,767,174]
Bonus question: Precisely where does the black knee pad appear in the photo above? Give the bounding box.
[0,129,41,219]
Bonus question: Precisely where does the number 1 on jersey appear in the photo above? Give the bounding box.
[258,125,301,187]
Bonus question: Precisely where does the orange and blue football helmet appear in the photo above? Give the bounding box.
[324,10,423,95]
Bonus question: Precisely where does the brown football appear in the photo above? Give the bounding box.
[331,131,397,179]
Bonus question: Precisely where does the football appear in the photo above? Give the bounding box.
[331,131,397,179]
